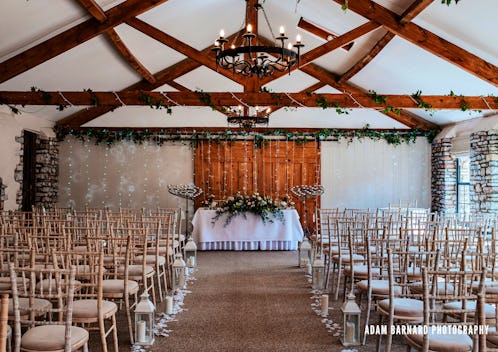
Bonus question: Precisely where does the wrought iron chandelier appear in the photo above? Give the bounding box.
[226,105,271,128]
[212,2,304,78]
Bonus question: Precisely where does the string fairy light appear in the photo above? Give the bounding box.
[102,145,109,207]
[58,91,74,107]
[244,140,249,194]
[113,91,126,106]
[142,141,149,207]
[268,137,272,196]
[84,140,91,207]
[66,137,73,207]
[275,138,280,198]
[284,92,307,108]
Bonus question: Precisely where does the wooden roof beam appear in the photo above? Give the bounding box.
[76,0,107,22]
[339,0,437,84]
[300,64,439,130]
[259,21,379,86]
[297,17,354,51]
[55,30,244,127]
[400,0,434,24]
[0,0,169,84]
[245,0,260,93]
[105,29,156,84]
[332,0,498,87]
[3,91,496,110]
[126,18,247,86]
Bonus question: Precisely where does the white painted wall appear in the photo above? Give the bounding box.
[320,138,431,209]
[0,106,55,210]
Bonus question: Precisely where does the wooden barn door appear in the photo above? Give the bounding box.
[194,140,320,234]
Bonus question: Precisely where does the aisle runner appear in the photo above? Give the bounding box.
[131,274,196,351]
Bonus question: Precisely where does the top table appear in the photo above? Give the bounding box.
[191,209,304,251]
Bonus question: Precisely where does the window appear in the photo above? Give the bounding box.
[456,156,470,214]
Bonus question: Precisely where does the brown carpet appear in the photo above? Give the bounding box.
[89,250,407,351]
[153,251,339,352]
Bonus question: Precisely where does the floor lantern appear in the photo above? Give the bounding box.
[135,291,155,346]
[184,237,197,272]
[311,255,325,290]
[172,253,186,291]
[341,292,361,347]
[299,236,312,268]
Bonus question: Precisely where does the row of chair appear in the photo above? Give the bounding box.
[0,206,186,352]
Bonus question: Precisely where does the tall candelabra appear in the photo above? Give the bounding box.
[290,185,325,237]
[167,184,203,239]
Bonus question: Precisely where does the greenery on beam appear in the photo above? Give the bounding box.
[54,125,439,148]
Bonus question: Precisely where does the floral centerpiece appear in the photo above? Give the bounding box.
[204,192,294,226]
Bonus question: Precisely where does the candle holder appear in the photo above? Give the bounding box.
[311,255,325,290]
[168,184,203,240]
[290,185,324,237]
[298,236,312,268]
[172,253,186,291]
[341,292,361,346]
[134,291,155,346]
[184,237,197,273]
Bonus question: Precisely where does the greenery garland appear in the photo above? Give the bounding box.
[55,125,438,148]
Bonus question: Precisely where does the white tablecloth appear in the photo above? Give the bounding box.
[192,209,304,251]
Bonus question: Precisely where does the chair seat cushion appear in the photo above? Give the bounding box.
[135,255,166,266]
[73,299,118,319]
[410,281,455,294]
[36,279,81,293]
[102,279,139,294]
[21,325,89,351]
[8,297,52,317]
[0,276,29,292]
[121,264,155,277]
[358,280,401,296]
[378,298,424,321]
[406,329,473,352]
[344,265,380,278]
[443,300,495,319]
[331,254,364,263]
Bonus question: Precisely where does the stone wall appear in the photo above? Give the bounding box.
[0,178,6,210]
[470,130,498,213]
[35,138,59,208]
[431,138,457,213]
[14,133,59,210]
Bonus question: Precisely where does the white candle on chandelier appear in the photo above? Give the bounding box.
[231,44,236,49]
[214,40,220,47]
[279,26,285,36]
[246,24,252,33]
[266,107,271,114]
[219,29,225,39]
[287,42,293,50]
[296,34,302,44]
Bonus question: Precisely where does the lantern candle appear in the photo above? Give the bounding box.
[137,320,146,343]
[166,296,173,315]
[321,294,329,316]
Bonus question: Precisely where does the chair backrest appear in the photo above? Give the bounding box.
[10,264,77,352]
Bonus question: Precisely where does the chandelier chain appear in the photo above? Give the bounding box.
[259,4,277,42]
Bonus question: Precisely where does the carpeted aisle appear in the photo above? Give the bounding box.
[153,251,338,352]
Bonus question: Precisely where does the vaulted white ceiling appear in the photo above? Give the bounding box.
[0,0,497,130]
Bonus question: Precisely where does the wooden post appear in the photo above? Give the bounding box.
[0,293,8,352]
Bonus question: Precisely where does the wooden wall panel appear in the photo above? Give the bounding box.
[194,140,321,234]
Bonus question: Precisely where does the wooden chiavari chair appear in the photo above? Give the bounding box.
[10,265,89,352]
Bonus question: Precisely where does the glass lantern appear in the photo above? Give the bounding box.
[341,292,361,346]
[184,237,197,272]
[134,291,155,346]
[172,253,186,291]
[299,237,312,268]
[312,256,325,290]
